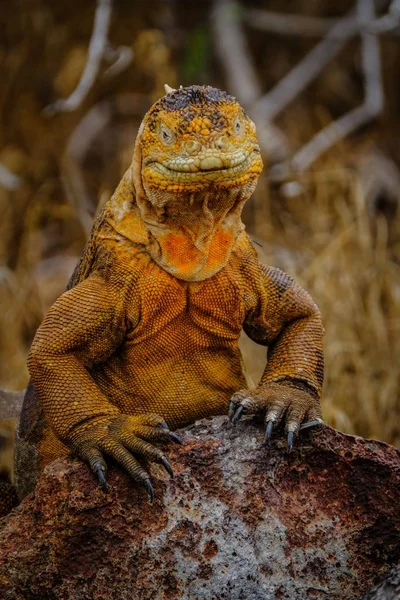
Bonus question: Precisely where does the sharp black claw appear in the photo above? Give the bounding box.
[160,456,174,478]
[264,420,274,443]
[232,405,244,423]
[94,464,108,492]
[144,479,154,504]
[168,432,182,445]
[299,419,324,431]
[287,431,294,453]
[228,401,236,420]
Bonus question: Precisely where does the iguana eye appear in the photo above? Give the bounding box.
[233,116,244,137]
[160,125,174,145]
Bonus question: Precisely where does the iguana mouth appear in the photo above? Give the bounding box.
[160,151,250,173]
[144,151,262,189]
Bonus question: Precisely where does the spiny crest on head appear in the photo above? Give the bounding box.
[159,85,237,112]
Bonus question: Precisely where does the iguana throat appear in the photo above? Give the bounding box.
[107,169,257,282]
[140,180,257,281]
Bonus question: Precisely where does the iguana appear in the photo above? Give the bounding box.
[3,85,324,512]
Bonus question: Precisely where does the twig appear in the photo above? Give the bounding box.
[253,11,356,122]
[62,102,112,235]
[357,149,400,215]
[212,0,262,106]
[103,45,134,81]
[61,93,151,236]
[290,0,383,173]
[243,10,342,37]
[45,0,112,115]
[212,0,290,162]
[243,6,400,38]
[372,0,400,34]
[0,163,22,191]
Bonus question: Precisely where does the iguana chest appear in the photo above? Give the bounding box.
[94,256,249,426]
[126,259,246,347]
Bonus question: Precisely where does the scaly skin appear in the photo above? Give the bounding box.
[18,86,324,502]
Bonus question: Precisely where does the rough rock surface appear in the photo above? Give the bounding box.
[0,417,399,600]
[362,564,400,600]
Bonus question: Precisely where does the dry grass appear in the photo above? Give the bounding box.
[242,151,400,445]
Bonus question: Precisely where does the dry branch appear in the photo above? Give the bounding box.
[0,164,22,191]
[103,46,134,81]
[45,0,112,115]
[62,102,112,235]
[290,0,383,173]
[244,6,400,37]
[253,11,356,122]
[243,10,344,37]
[212,0,261,107]
[212,0,290,162]
[45,0,132,116]
[372,0,400,34]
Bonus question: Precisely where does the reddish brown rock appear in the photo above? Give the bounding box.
[0,417,399,600]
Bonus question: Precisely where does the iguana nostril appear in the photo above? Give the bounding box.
[215,135,230,151]
[185,139,201,155]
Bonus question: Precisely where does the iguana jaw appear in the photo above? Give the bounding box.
[142,150,262,192]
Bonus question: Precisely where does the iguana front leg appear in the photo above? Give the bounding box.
[229,265,324,449]
[28,275,179,500]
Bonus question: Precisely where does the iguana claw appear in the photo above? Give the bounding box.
[160,456,174,478]
[229,382,323,451]
[228,401,236,420]
[287,431,294,452]
[144,479,154,504]
[264,420,274,443]
[299,419,323,431]
[94,462,109,492]
[232,405,244,423]
[167,432,182,445]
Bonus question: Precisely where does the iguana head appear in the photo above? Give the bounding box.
[138,85,263,193]
[109,86,263,282]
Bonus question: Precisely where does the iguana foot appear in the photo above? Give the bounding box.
[229,381,323,451]
[68,414,181,502]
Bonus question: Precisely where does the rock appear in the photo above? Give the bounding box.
[0,388,24,419]
[0,417,399,600]
[362,564,400,600]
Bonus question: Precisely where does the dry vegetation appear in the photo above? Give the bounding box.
[244,151,400,445]
[0,0,399,476]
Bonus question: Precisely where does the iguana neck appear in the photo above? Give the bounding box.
[106,168,254,282]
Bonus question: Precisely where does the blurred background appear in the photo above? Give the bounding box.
[0,0,399,481]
